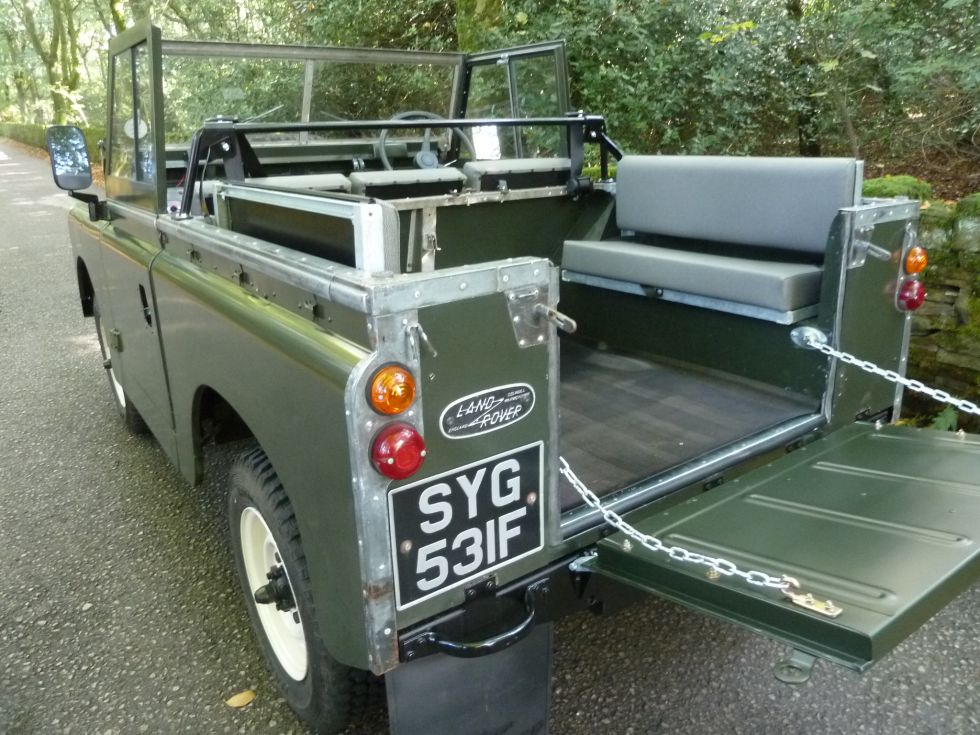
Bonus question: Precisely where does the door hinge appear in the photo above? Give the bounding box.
[109,328,123,352]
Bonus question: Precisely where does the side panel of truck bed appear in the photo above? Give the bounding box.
[148,246,375,669]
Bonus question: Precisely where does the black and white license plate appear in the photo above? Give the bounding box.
[388,442,544,610]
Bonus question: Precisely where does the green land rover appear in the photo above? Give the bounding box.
[46,21,979,735]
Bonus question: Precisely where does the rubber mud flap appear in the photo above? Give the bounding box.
[386,623,552,735]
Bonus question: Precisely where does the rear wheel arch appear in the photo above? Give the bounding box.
[194,386,255,446]
[184,383,369,672]
[188,384,258,483]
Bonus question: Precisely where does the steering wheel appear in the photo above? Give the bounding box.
[377,110,476,170]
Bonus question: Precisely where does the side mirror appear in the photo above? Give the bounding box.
[46,125,93,191]
[46,125,107,220]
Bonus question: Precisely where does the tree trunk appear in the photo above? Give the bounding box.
[56,0,84,123]
[1,29,32,120]
[456,0,503,52]
[786,0,822,157]
[837,91,860,159]
[109,0,128,33]
[17,0,70,122]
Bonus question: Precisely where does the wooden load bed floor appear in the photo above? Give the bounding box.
[558,339,816,510]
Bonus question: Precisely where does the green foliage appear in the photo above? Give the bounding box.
[299,0,457,51]
[862,174,933,200]
[582,162,617,181]
[920,200,956,229]
[0,121,46,149]
[955,193,980,219]
[0,0,977,166]
[0,121,104,163]
[929,405,959,431]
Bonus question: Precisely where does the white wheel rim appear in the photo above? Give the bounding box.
[240,507,308,681]
[97,316,127,408]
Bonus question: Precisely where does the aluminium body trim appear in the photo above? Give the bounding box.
[156,215,553,316]
[214,182,392,274]
[893,314,913,419]
[161,39,463,66]
[826,199,921,424]
[844,200,919,227]
[344,311,426,674]
[823,209,854,424]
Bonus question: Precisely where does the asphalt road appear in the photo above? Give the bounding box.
[0,140,977,735]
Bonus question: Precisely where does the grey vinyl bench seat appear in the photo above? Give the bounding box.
[561,155,861,323]
[562,240,823,313]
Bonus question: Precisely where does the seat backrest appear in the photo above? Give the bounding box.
[462,157,571,191]
[615,155,861,255]
[349,168,466,198]
[245,173,351,192]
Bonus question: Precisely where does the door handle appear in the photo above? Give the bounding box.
[138,284,152,326]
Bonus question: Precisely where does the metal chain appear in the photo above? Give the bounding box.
[804,337,980,416]
[559,334,978,594]
[558,458,792,591]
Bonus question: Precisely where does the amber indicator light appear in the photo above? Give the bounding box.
[369,364,417,415]
[904,246,927,275]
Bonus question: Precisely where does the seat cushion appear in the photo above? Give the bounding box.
[563,239,823,312]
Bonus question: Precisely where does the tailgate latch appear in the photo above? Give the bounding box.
[506,288,577,349]
[534,304,577,334]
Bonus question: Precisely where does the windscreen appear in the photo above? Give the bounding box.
[465,52,566,158]
[160,50,459,145]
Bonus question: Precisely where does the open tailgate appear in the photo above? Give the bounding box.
[587,423,980,670]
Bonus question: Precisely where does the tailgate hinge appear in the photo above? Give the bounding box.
[782,579,843,619]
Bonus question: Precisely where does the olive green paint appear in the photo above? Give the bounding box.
[591,423,980,670]
[559,282,828,403]
[149,247,374,668]
[391,291,557,627]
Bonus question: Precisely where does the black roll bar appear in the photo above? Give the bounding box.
[176,114,622,218]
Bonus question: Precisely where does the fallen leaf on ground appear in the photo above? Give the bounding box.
[225,689,257,708]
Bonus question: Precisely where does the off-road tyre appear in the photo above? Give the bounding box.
[92,294,149,434]
[228,445,380,733]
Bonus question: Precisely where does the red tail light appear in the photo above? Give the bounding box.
[897,278,926,311]
[371,423,427,480]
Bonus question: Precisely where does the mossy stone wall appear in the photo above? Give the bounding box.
[908,194,980,425]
